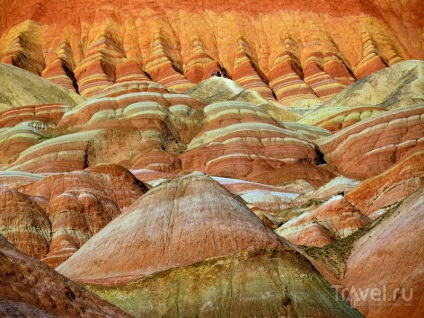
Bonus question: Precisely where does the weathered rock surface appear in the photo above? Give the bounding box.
[0,189,50,259]
[1,0,420,103]
[57,172,361,317]
[316,105,424,180]
[0,62,83,108]
[0,234,130,317]
[57,173,286,283]
[298,106,386,133]
[276,195,370,247]
[0,164,147,268]
[293,176,360,206]
[18,164,148,267]
[337,189,424,317]
[326,60,424,110]
[179,100,322,180]
[345,150,424,219]
[83,249,361,318]
[0,171,44,189]
[249,163,336,187]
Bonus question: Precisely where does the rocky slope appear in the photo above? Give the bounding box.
[0,0,422,106]
[57,172,361,317]
[0,234,130,317]
[0,2,423,316]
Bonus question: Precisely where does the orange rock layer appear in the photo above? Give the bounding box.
[1,0,420,105]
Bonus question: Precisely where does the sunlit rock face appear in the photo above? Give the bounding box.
[0,1,423,317]
[0,234,130,318]
[316,105,424,180]
[57,173,361,317]
[0,164,148,268]
[325,60,424,110]
[0,0,421,105]
[179,100,324,180]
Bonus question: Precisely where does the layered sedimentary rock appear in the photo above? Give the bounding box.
[0,0,420,103]
[0,104,70,128]
[276,195,370,247]
[293,176,360,206]
[268,42,318,106]
[232,38,275,99]
[179,100,323,180]
[17,164,148,267]
[249,163,336,188]
[345,151,424,219]
[316,105,424,180]
[302,50,346,101]
[326,60,424,109]
[337,189,424,317]
[57,173,286,282]
[0,164,148,268]
[2,80,204,173]
[298,106,386,133]
[57,172,360,317]
[0,189,51,259]
[0,234,130,317]
[0,171,44,189]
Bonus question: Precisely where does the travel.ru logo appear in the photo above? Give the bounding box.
[334,285,413,307]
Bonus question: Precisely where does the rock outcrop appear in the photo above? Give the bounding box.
[298,106,386,133]
[0,2,422,316]
[57,172,361,317]
[0,164,148,268]
[316,105,424,180]
[326,60,424,110]
[1,0,420,104]
[179,100,322,180]
[0,234,130,317]
[0,63,83,109]
[338,189,424,317]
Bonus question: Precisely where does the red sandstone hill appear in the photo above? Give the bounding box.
[57,172,361,317]
[0,0,424,316]
[0,234,130,317]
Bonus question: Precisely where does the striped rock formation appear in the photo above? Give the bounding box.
[0,234,130,317]
[232,38,275,99]
[293,176,360,206]
[0,0,420,103]
[184,36,220,84]
[0,171,44,189]
[0,189,51,259]
[249,162,336,188]
[298,106,387,133]
[275,195,370,247]
[337,189,424,318]
[307,189,424,318]
[212,176,301,228]
[345,150,424,219]
[354,32,389,79]
[42,42,79,92]
[2,80,204,173]
[326,60,424,110]
[57,172,360,317]
[0,164,148,268]
[268,40,318,106]
[179,100,322,180]
[145,33,194,93]
[0,123,46,168]
[316,105,424,180]
[302,50,346,101]
[0,104,70,128]
[19,164,148,267]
